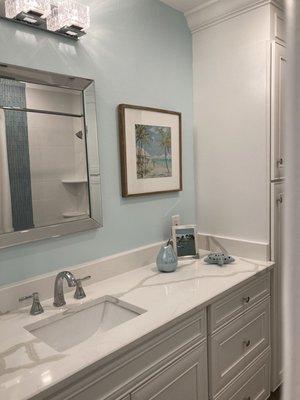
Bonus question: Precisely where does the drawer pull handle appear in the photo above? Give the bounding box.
[243,397,251,400]
[243,339,251,348]
[243,296,250,303]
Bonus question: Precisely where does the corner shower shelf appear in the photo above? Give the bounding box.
[62,179,88,184]
[63,212,88,218]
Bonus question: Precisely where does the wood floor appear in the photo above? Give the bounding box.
[269,387,281,400]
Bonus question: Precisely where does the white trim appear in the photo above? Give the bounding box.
[186,0,285,34]
[0,241,163,314]
[185,0,219,15]
[197,233,270,261]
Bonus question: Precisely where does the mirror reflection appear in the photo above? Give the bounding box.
[0,78,91,235]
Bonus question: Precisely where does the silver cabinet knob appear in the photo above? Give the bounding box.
[243,296,250,303]
[243,339,251,348]
[74,276,91,300]
[19,292,44,316]
[277,157,284,166]
[277,194,283,204]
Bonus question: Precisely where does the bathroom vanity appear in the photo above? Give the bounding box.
[0,256,273,400]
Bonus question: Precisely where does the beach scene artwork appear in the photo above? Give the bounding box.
[135,124,172,179]
[175,228,197,257]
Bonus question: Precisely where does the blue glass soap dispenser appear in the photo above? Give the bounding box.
[156,239,178,273]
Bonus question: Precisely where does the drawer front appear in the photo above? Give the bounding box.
[215,350,270,400]
[210,273,270,333]
[131,342,208,400]
[210,299,270,396]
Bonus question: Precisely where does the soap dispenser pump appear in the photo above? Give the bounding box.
[156,239,178,273]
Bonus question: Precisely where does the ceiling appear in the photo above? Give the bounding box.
[160,0,209,13]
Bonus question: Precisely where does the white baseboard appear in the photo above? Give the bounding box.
[0,241,163,314]
[197,233,270,261]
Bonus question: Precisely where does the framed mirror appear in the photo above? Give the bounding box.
[0,63,102,249]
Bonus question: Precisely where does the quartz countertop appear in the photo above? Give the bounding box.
[0,254,274,400]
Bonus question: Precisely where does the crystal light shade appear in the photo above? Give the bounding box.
[5,0,51,22]
[47,0,90,36]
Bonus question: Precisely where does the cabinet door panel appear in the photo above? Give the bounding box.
[271,42,286,180]
[271,181,284,390]
[45,311,206,400]
[131,344,207,400]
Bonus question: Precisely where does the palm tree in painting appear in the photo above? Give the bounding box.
[158,127,171,175]
[136,125,147,149]
[136,125,151,178]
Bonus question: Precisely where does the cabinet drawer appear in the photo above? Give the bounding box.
[210,299,270,396]
[131,343,208,400]
[215,350,270,400]
[210,273,270,333]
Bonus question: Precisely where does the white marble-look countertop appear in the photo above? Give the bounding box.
[0,255,274,400]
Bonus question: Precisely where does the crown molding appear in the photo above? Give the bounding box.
[185,0,285,34]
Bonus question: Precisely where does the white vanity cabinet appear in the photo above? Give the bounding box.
[208,272,271,400]
[31,272,273,400]
[38,310,208,400]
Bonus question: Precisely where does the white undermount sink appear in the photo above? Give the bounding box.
[25,296,146,352]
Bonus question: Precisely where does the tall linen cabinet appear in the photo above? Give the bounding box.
[270,38,286,390]
[189,0,286,394]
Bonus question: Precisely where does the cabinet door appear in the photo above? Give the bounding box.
[271,181,284,390]
[131,343,208,400]
[271,42,286,180]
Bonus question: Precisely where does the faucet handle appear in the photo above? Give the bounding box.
[19,292,44,316]
[74,276,91,300]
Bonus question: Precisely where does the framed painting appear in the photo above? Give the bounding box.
[118,104,182,197]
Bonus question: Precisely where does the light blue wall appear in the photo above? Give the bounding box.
[0,0,195,286]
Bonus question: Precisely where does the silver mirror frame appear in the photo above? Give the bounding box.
[0,63,102,250]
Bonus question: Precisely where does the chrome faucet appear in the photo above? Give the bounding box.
[53,271,77,307]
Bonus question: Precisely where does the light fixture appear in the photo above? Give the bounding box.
[5,0,51,25]
[47,0,90,38]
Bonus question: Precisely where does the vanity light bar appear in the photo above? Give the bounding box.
[3,0,89,39]
[5,0,51,24]
[47,0,90,37]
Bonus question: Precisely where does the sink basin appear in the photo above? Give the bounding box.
[25,296,146,352]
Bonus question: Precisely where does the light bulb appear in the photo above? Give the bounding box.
[47,0,90,36]
[5,0,51,23]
